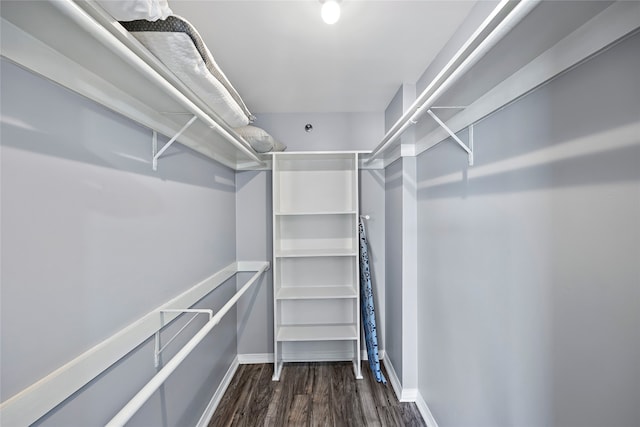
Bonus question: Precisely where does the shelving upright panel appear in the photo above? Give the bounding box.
[272,152,362,380]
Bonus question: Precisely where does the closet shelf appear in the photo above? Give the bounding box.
[275,248,357,258]
[276,286,357,300]
[0,0,266,171]
[275,211,357,216]
[276,324,358,342]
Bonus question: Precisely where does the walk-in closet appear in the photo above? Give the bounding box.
[1,1,638,426]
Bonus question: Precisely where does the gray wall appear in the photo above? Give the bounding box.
[384,159,403,379]
[415,1,500,96]
[235,170,273,356]
[416,32,640,427]
[360,168,386,353]
[0,59,238,426]
[385,86,404,132]
[254,112,384,151]
[382,90,405,373]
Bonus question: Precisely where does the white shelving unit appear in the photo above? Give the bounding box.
[272,152,362,380]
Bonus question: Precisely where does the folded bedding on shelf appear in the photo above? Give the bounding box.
[120,16,253,128]
[234,125,287,153]
[97,0,173,22]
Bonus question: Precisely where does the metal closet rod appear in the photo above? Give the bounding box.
[51,0,263,166]
[106,263,269,427]
[366,0,541,164]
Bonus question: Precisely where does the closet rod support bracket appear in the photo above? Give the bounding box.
[153,308,213,368]
[426,109,474,166]
[152,115,198,171]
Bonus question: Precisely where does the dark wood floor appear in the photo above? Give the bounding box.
[208,361,426,427]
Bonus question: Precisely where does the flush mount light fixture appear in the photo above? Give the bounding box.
[321,0,341,25]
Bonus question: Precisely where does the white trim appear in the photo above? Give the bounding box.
[382,145,403,169]
[237,349,386,365]
[281,350,358,362]
[267,150,371,156]
[237,353,274,364]
[383,357,403,402]
[402,388,419,402]
[401,143,417,157]
[195,356,240,427]
[359,157,385,170]
[401,157,419,394]
[415,391,440,427]
[383,357,417,403]
[237,261,271,272]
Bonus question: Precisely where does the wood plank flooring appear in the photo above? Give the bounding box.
[208,362,426,427]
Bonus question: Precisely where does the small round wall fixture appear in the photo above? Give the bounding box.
[321,0,341,25]
[305,124,313,132]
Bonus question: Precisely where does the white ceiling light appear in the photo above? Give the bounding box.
[321,0,341,25]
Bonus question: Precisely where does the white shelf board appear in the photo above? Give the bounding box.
[275,211,357,216]
[275,248,357,258]
[0,1,265,170]
[276,286,357,300]
[271,151,364,160]
[276,324,358,342]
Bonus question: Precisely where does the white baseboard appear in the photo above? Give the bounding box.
[237,353,273,364]
[384,359,436,426]
[196,355,240,427]
[237,350,386,364]
[281,350,353,362]
[382,357,417,402]
[238,352,356,364]
[402,388,418,401]
[415,391,439,427]
[383,357,403,401]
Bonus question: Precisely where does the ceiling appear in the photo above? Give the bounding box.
[169,1,478,114]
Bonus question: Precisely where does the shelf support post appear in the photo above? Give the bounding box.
[152,115,198,171]
[426,109,474,166]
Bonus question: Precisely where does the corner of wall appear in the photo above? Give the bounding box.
[386,356,439,427]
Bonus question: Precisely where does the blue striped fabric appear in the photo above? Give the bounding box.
[359,220,386,383]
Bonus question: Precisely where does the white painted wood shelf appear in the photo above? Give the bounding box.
[275,248,357,258]
[276,286,357,300]
[276,324,359,342]
[274,211,358,216]
[272,152,362,381]
[0,0,265,171]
